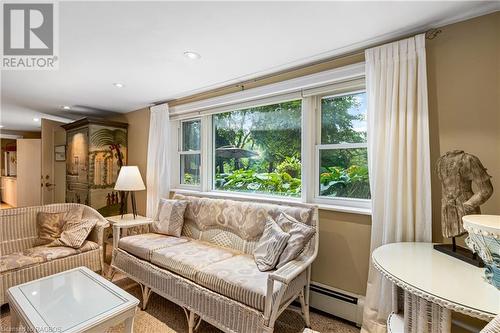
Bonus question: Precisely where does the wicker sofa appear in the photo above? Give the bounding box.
[0,203,109,306]
[111,193,319,333]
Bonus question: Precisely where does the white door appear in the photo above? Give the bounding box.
[41,119,67,204]
[16,139,42,207]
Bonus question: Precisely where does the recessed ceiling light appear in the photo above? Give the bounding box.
[62,105,71,110]
[184,51,201,60]
[113,83,125,88]
[33,117,40,122]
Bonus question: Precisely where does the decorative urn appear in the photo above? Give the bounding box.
[463,215,500,289]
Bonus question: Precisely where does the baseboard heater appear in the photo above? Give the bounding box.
[308,282,364,327]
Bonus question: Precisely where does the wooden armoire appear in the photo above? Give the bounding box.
[62,118,128,217]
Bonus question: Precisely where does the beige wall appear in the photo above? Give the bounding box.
[427,11,500,243]
[110,108,151,216]
[312,211,371,294]
[110,12,499,298]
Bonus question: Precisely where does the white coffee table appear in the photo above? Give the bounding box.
[7,266,139,333]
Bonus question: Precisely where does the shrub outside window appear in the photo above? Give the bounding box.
[213,100,302,197]
[318,92,371,200]
[180,119,201,185]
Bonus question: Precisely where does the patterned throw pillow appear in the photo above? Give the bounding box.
[151,199,188,237]
[276,213,316,268]
[36,206,84,245]
[49,219,98,249]
[253,217,291,272]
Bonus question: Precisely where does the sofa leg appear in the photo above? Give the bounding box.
[140,284,152,310]
[187,310,195,333]
[183,308,201,333]
[299,290,311,328]
[261,324,274,333]
[107,267,116,281]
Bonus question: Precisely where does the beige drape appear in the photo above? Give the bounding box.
[361,34,432,333]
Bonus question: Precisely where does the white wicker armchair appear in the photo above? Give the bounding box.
[111,193,319,333]
[0,203,109,306]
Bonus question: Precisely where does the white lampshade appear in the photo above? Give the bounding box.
[114,166,145,191]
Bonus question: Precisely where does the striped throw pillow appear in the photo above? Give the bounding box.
[276,213,315,268]
[152,199,188,237]
[49,219,97,249]
[253,217,290,272]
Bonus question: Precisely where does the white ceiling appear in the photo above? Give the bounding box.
[1,1,498,131]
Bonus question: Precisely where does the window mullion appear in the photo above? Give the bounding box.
[302,95,316,203]
[201,115,211,192]
[172,121,181,189]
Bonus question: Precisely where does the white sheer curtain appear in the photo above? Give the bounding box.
[146,103,171,218]
[361,34,432,333]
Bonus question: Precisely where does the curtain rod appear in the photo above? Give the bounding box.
[163,28,442,107]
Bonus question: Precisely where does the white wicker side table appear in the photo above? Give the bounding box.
[7,267,139,333]
[104,214,152,259]
[373,242,500,333]
[106,214,153,280]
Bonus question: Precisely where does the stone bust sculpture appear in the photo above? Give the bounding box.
[436,150,494,239]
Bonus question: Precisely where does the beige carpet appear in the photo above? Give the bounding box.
[0,252,359,333]
[0,275,358,333]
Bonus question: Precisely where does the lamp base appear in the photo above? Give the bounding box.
[130,191,138,219]
[120,191,138,219]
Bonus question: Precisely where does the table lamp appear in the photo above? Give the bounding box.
[114,166,145,219]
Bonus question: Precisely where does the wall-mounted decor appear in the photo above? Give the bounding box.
[434,150,494,266]
[62,118,128,217]
[54,145,66,161]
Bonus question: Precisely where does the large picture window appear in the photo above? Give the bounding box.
[171,64,371,213]
[179,119,201,186]
[317,92,370,200]
[213,100,302,197]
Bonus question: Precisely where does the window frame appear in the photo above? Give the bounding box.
[177,118,202,190]
[169,63,372,215]
[313,87,370,210]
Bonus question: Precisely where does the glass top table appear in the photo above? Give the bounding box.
[7,267,139,333]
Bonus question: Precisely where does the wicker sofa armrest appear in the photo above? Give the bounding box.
[268,257,312,285]
[264,223,319,323]
[112,220,153,249]
[263,257,312,323]
[86,219,110,248]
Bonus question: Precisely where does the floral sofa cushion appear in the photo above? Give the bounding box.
[0,252,44,274]
[196,254,307,311]
[151,240,238,281]
[174,194,313,241]
[0,240,98,274]
[118,233,189,261]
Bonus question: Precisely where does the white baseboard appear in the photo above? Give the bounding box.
[309,281,364,327]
